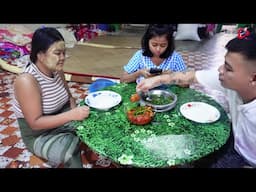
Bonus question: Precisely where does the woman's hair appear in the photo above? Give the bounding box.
[141,24,174,58]
[30,27,64,63]
[226,28,256,60]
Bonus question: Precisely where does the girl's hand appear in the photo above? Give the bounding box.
[162,70,172,74]
[140,69,151,78]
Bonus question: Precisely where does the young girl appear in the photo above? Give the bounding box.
[120,24,186,84]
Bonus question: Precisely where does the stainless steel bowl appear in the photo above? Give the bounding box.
[139,89,177,112]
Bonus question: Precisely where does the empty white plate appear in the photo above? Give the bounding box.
[180,102,220,123]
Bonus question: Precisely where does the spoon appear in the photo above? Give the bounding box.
[145,96,152,102]
[137,91,151,101]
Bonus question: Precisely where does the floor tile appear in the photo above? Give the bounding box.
[16,149,32,162]
[29,155,48,167]
[0,133,8,141]
[0,110,14,118]
[0,104,12,110]
[7,160,27,168]
[0,126,17,135]
[0,98,11,103]
[0,118,16,126]
[3,147,24,159]
[2,135,20,146]
[0,156,13,168]
[0,146,11,155]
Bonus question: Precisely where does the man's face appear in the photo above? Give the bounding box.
[218,52,254,93]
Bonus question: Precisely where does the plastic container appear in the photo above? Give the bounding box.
[89,78,116,93]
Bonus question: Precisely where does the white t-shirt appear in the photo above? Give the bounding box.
[196,69,256,167]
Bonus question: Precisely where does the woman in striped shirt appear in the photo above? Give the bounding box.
[13,27,90,168]
[120,24,187,84]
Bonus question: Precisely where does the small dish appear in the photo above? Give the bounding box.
[85,90,122,111]
[126,106,154,125]
[139,89,177,112]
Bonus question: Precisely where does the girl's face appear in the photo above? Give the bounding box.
[41,41,66,71]
[149,35,168,57]
[218,52,254,93]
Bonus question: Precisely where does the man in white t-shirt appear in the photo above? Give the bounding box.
[136,28,256,168]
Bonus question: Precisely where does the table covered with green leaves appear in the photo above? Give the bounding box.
[75,83,230,167]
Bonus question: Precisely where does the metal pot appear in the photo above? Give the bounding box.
[139,89,177,112]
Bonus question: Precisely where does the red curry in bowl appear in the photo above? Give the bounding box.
[127,106,154,125]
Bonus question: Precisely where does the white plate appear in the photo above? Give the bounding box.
[180,102,220,123]
[85,90,122,111]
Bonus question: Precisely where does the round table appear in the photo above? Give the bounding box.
[76,83,231,168]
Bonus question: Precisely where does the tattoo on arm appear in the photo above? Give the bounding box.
[170,80,177,84]
[169,70,195,85]
[176,79,181,84]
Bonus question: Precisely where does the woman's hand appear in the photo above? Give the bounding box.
[69,106,90,121]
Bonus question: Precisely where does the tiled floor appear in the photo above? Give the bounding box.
[0,32,236,168]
